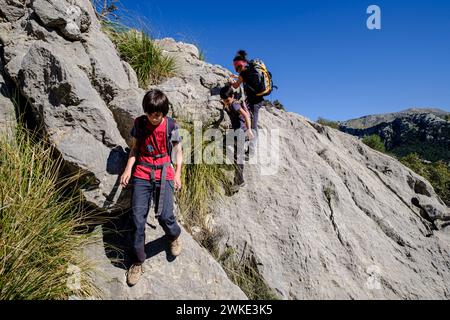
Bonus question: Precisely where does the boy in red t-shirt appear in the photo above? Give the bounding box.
[120,89,183,286]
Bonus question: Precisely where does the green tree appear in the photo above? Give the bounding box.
[362,134,386,153]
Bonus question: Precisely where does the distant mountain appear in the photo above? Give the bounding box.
[340,108,450,162]
[340,108,450,129]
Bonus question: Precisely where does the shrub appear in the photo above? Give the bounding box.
[103,21,177,87]
[317,117,340,130]
[400,153,450,206]
[362,134,386,153]
[0,125,100,299]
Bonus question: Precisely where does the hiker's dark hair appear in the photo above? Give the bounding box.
[142,89,169,115]
[220,85,234,99]
[233,49,248,62]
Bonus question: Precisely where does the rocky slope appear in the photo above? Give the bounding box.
[214,107,450,299]
[1,0,449,300]
[340,110,450,162]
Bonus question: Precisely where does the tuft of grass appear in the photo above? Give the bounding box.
[175,123,232,234]
[362,134,386,153]
[202,232,278,300]
[198,49,206,62]
[103,21,177,87]
[0,124,101,300]
[317,117,340,130]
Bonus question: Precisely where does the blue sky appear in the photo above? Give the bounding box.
[116,0,450,121]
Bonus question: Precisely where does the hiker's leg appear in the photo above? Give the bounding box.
[130,177,153,264]
[233,134,245,185]
[248,102,263,155]
[249,102,261,131]
[155,181,181,240]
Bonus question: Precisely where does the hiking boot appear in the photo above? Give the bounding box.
[126,263,143,287]
[170,237,182,257]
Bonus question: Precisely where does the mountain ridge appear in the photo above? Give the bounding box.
[340,107,450,130]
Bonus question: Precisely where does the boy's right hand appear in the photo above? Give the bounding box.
[120,169,132,188]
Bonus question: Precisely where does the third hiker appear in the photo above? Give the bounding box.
[220,85,254,193]
[230,50,273,157]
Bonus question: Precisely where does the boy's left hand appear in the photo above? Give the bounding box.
[174,173,182,191]
[247,129,255,140]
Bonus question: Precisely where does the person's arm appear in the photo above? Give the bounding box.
[238,108,254,140]
[120,138,138,187]
[173,142,183,190]
[230,75,244,89]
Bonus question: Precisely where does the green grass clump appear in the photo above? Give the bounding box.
[317,117,340,130]
[219,250,279,300]
[202,232,278,300]
[0,125,100,300]
[400,153,450,207]
[198,49,206,62]
[362,134,386,153]
[103,21,177,87]
[175,123,232,233]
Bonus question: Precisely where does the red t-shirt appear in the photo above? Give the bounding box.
[131,117,178,181]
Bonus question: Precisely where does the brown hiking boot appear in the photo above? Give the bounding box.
[170,237,182,257]
[126,263,143,287]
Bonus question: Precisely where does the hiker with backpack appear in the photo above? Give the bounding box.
[230,50,274,156]
[220,85,254,192]
[119,89,183,287]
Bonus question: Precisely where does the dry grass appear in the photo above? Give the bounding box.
[102,21,177,87]
[0,124,101,299]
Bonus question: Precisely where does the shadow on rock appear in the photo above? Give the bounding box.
[102,146,130,209]
[100,146,134,270]
[101,207,134,270]
[145,235,176,262]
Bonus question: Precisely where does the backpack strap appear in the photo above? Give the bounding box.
[166,117,176,163]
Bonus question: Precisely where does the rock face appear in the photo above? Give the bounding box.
[212,106,450,299]
[1,0,449,300]
[0,65,16,134]
[0,0,131,210]
[340,111,450,162]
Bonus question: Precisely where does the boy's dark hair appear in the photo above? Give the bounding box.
[233,50,248,62]
[142,89,169,115]
[220,85,234,99]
